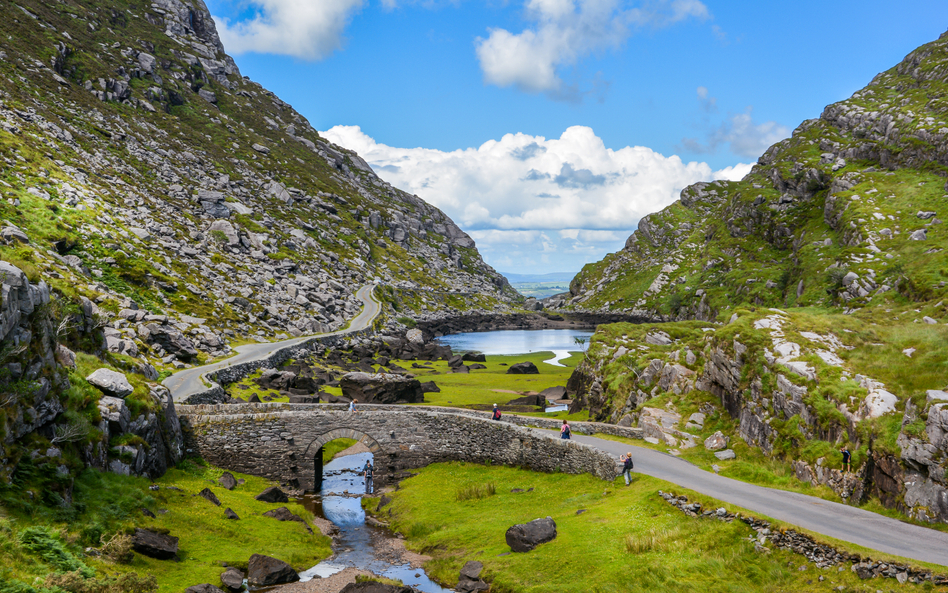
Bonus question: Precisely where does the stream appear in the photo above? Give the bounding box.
[290,452,453,592]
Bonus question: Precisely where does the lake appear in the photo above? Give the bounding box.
[436,328,593,367]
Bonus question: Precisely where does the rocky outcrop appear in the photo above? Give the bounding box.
[340,372,424,404]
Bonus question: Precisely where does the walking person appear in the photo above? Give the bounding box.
[491,404,502,420]
[348,398,357,413]
[362,459,374,494]
[560,419,571,440]
[621,452,634,486]
[840,446,851,473]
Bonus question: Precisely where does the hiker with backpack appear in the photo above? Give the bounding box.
[491,404,502,420]
[621,452,634,485]
[560,419,571,440]
[840,447,851,473]
[362,460,374,494]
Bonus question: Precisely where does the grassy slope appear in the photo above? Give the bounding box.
[372,462,941,593]
[0,463,331,593]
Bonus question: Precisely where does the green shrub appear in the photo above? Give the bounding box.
[455,482,496,502]
[44,571,157,593]
[17,526,93,577]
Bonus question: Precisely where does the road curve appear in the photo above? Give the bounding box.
[162,284,380,402]
[574,433,948,567]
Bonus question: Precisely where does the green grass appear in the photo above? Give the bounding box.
[400,351,583,409]
[322,438,358,465]
[377,462,940,593]
[0,462,331,593]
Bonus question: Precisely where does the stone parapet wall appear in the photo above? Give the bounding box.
[179,404,620,490]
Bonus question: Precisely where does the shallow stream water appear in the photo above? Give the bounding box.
[290,452,453,592]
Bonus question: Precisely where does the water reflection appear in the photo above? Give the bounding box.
[437,328,593,358]
[295,452,453,593]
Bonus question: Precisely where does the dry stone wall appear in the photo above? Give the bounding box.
[178,403,620,490]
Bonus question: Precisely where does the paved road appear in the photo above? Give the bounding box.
[162,284,380,402]
[575,433,948,567]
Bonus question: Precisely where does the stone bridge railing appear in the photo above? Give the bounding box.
[177,403,622,491]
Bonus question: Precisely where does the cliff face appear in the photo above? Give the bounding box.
[560,31,948,524]
[567,31,948,318]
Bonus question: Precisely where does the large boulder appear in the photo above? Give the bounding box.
[507,362,539,375]
[86,369,134,398]
[462,352,486,362]
[340,372,424,404]
[247,554,299,587]
[540,386,567,400]
[505,517,557,552]
[507,394,545,406]
[255,486,289,503]
[131,528,178,559]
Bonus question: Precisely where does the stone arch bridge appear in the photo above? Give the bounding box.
[177,403,619,491]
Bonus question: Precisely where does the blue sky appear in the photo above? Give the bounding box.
[205,0,948,276]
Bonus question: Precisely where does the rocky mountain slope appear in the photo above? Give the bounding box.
[0,0,514,365]
[0,0,518,500]
[560,32,948,523]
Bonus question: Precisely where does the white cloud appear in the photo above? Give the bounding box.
[213,0,364,60]
[323,124,747,274]
[476,0,709,98]
[681,100,791,159]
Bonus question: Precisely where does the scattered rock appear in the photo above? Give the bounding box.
[457,560,490,592]
[645,331,673,346]
[338,582,414,593]
[704,431,728,451]
[263,506,312,532]
[910,229,928,241]
[219,472,237,490]
[199,488,221,506]
[85,368,134,398]
[714,449,736,460]
[505,517,557,552]
[340,372,424,404]
[220,567,245,592]
[224,508,240,520]
[131,528,178,560]
[923,316,938,325]
[247,553,299,586]
[506,393,545,406]
[185,585,226,593]
[255,486,289,503]
[420,381,440,393]
[507,362,539,375]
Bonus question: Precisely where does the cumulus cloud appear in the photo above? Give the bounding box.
[476,0,709,98]
[213,0,364,60]
[323,124,749,273]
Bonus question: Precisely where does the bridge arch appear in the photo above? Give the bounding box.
[304,428,383,492]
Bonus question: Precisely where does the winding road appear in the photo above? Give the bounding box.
[165,290,948,567]
[575,433,948,567]
[162,284,381,402]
